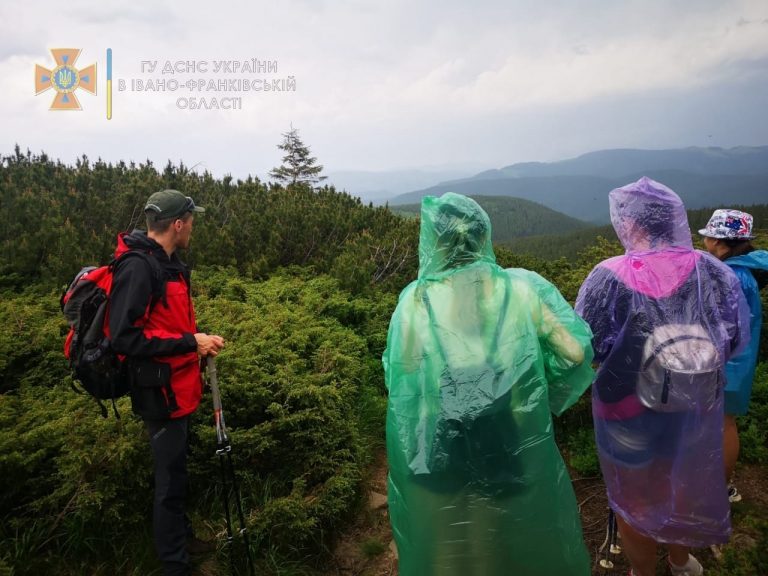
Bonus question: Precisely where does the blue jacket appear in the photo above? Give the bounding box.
[724,249,768,415]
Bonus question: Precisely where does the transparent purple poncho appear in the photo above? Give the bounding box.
[575,177,750,546]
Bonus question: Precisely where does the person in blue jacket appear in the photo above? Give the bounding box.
[700,209,768,502]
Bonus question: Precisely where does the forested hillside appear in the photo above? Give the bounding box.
[390,195,589,243]
[1,149,766,575]
[387,194,768,262]
[394,173,768,223]
[501,204,768,261]
[392,146,768,223]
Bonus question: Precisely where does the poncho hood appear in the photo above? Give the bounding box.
[610,176,693,252]
[727,250,768,273]
[418,193,496,278]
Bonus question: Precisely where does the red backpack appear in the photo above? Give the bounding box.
[61,251,163,417]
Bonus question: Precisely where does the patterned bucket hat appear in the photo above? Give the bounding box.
[698,209,755,240]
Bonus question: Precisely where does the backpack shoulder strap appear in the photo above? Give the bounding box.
[110,250,167,312]
[422,275,511,370]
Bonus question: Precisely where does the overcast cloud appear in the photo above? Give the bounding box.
[1,0,766,180]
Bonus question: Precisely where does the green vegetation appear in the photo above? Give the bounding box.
[0,146,418,293]
[269,126,327,186]
[391,195,590,243]
[0,271,395,574]
[738,363,768,464]
[501,204,768,261]
[708,506,768,576]
[390,195,768,262]
[563,428,601,477]
[1,149,766,575]
[503,225,617,260]
[687,204,768,232]
[359,538,387,559]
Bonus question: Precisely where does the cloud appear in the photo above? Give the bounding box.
[341,1,768,116]
[0,0,766,174]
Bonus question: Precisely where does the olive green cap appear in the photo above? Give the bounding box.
[144,189,205,219]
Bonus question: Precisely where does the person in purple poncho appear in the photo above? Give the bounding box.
[576,177,750,576]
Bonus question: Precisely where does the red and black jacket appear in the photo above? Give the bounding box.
[108,231,201,418]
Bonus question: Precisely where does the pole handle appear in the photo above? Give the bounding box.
[206,356,228,444]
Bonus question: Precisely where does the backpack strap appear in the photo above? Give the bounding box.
[422,274,511,371]
[110,250,167,313]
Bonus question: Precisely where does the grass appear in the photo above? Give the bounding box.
[359,537,387,559]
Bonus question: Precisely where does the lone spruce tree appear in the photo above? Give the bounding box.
[269,126,327,186]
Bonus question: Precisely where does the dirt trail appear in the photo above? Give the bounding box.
[322,449,397,576]
[322,453,766,576]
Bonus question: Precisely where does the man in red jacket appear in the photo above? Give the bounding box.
[110,189,224,576]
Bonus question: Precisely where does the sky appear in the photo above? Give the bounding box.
[1,0,767,184]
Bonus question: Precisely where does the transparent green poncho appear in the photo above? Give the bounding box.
[383,193,595,576]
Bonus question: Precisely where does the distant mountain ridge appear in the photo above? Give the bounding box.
[497,146,768,178]
[391,146,768,223]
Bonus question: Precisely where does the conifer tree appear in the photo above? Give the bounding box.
[269,126,327,186]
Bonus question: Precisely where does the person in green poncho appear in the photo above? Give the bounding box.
[383,193,595,576]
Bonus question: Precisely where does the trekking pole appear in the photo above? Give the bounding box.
[608,507,621,556]
[598,507,621,571]
[207,356,256,576]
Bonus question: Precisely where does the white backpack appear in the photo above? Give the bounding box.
[636,323,721,412]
